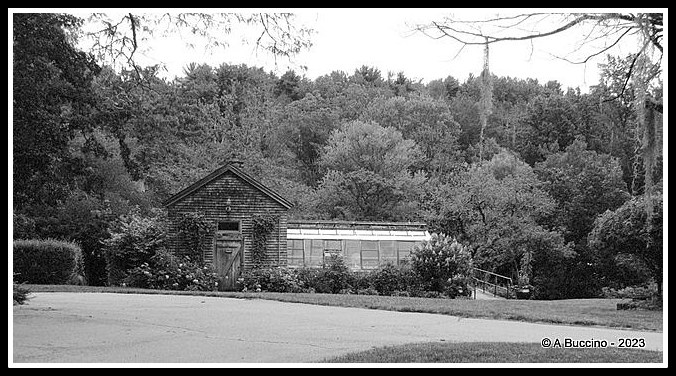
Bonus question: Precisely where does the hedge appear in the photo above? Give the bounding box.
[13,239,86,285]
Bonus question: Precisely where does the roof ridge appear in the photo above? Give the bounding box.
[164,163,293,209]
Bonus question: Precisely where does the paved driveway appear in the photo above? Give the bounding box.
[12,292,663,364]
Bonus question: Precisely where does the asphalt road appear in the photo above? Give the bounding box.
[12,292,663,364]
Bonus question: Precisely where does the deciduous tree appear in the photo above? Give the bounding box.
[315,120,425,221]
[589,193,663,296]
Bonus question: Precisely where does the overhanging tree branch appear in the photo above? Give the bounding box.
[82,12,314,79]
[415,12,663,104]
[415,12,662,56]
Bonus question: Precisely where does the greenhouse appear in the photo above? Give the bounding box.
[287,220,431,271]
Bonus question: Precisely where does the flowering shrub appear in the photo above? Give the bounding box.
[239,266,311,293]
[103,208,166,286]
[239,256,354,294]
[123,249,220,291]
[293,267,323,293]
[410,233,473,297]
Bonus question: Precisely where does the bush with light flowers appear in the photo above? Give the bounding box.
[409,233,473,297]
[123,249,220,291]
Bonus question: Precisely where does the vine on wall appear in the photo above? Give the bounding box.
[250,214,278,268]
[177,211,211,263]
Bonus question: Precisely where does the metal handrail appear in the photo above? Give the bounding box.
[472,267,513,285]
[470,267,514,299]
[472,278,512,298]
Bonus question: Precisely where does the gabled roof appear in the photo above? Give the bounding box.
[164,163,293,209]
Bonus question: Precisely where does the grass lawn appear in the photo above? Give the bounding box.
[322,342,663,363]
[22,284,663,332]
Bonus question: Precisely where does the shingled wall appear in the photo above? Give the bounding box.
[165,169,289,270]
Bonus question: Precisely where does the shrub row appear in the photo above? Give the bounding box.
[13,239,86,285]
[602,284,659,299]
[13,213,473,299]
[239,254,472,299]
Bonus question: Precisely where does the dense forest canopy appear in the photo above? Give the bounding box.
[12,13,663,297]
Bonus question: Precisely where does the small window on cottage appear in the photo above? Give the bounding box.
[218,221,240,232]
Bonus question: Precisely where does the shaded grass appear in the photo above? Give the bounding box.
[323,342,663,363]
[24,285,663,331]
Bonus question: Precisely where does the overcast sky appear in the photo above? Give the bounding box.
[145,9,657,92]
[30,8,658,92]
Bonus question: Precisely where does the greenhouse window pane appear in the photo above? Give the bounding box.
[397,241,415,262]
[287,239,304,266]
[344,240,361,270]
[361,241,379,269]
[380,240,397,265]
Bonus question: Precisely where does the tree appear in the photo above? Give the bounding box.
[349,65,386,87]
[534,137,630,246]
[517,91,588,165]
[447,89,480,155]
[274,69,307,102]
[360,95,463,180]
[311,70,350,100]
[277,92,340,187]
[388,71,418,97]
[589,193,663,296]
[212,63,278,150]
[426,75,460,100]
[414,11,663,228]
[533,138,632,297]
[178,63,219,103]
[13,13,101,211]
[315,120,425,221]
[426,150,574,289]
[80,12,314,81]
[595,54,663,197]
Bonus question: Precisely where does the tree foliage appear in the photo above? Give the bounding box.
[315,121,425,221]
[426,150,573,283]
[12,12,663,297]
[535,137,631,245]
[589,193,663,296]
[361,96,462,178]
[13,13,101,210]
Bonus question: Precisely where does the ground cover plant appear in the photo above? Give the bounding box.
[322,341,663,363]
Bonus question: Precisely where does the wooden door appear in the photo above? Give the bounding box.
[214,232,243,291]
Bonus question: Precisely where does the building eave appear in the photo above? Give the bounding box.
[163,164,293,209]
